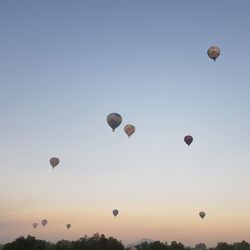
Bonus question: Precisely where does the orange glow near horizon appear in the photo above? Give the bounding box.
[1,205,250,247]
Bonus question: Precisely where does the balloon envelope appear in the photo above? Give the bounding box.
[50,157,60,168]
[66,224,71,229]
[41,219,48,226]
[184,135,193,146]
[207,46,220,61]
[124,124,135,138]
[199,211,206,219]
[112,209,119,217]
[33,223,38,229]
[107,113,122,131]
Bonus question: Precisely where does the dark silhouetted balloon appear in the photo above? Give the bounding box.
[41,219,48,227]
[33,222,38,229]
[112,209,119,217]
[107,113,122,131]
[207,46,220,61]
[66,223,71,229]
[50,157,60,168]
[184,135,193,146]
[199,211,206,219]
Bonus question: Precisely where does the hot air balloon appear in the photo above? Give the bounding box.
[207,46,220,61]
[124,124,135,138]
[107,113,122,131]
[199,211,206,219]
[50,157,60,168]
[41,219,48,227]
[112,209,119,217]
[66,224,71,229]
[184,135,193,146]
[33,222,38,229]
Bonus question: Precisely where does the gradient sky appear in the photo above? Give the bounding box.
[1,0,250,247]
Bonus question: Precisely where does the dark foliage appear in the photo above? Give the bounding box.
[2,234,124,250]
[2,235,250,250]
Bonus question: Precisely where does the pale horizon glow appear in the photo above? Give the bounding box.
[1,0,250,247]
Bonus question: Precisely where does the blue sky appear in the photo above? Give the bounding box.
[1,0,250,246]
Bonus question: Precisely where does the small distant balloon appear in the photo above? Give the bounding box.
[50,157,60,168]
[107,113,122,131]
[66,224,71,229]
[41,219,48,227]
[199,211,206,219]
[184,135,193,146]
[112,209,119,217]
[207,46,220,61]
[124,124,135,138]
[33,222,38,229]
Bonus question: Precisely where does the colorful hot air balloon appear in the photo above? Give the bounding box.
[66,224,71,229]
[112,209,119,217]
[50,157,60,168]
[107,113,122,131]
[41,219,48,227]
[124,124,135,138]
[33,222,38,229]
[207,46,220,61]
[184,135,193,146]
[199,211,206,219]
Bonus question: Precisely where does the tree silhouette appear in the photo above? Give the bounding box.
[2,235,250,250]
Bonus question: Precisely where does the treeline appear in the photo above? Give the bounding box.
[131,241,250,250]
[1,234,124,250]
[1,234,250,250]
